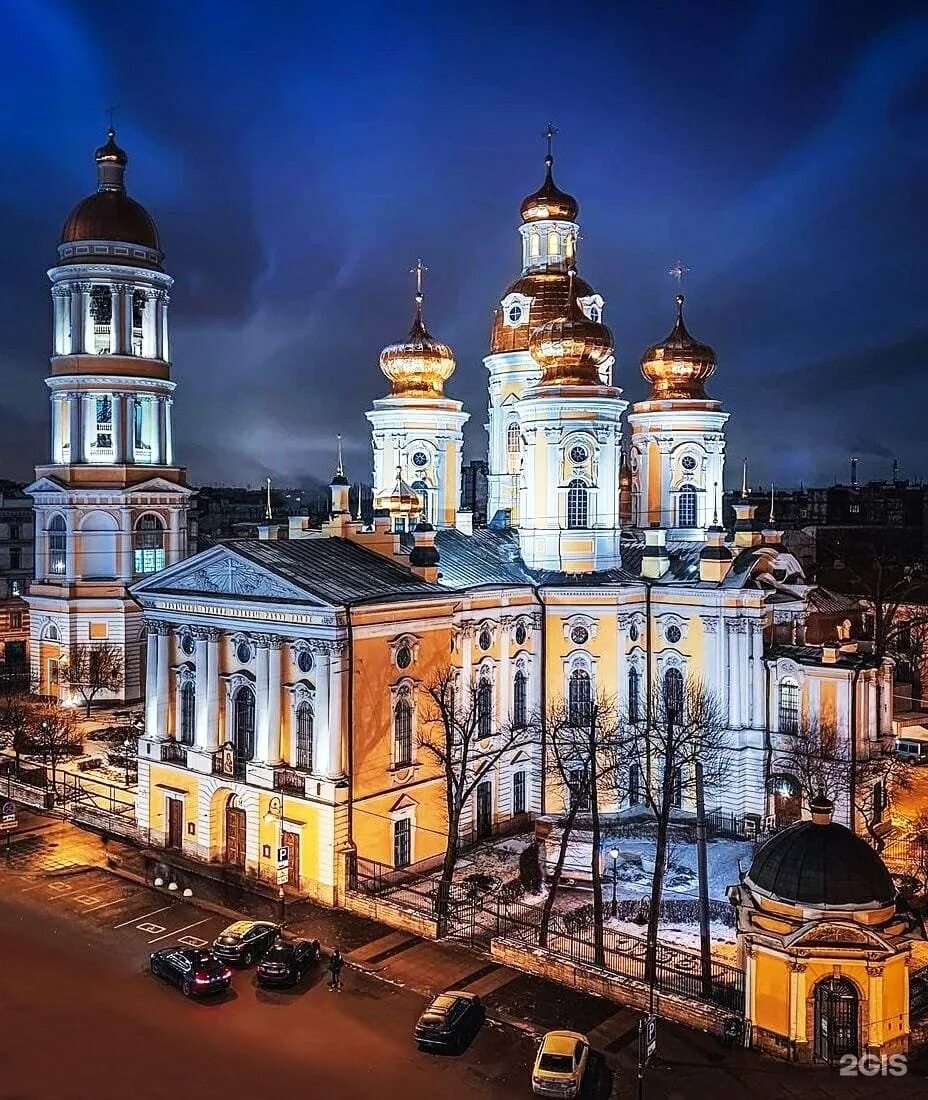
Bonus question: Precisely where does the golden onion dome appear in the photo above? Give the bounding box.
[520,151,579,224]
[640,294,717,399]
[379,265,456,398]
[376,468,422,519]
[528,266,614,386]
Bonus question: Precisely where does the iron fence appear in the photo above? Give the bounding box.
[911,967,928,1020]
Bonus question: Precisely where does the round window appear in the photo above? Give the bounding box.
[396,645,412,669]
[478,628,492,652]
[665,624,682,644]
[412,451,428,468]
[297,649,314,674]
[236,640,253,664]
[180,634,195,656]
[569,444,588,464]
[570,625,589,645]
[514,624,527,646]
[508,304,524,324]
[681,455,697,472]
[628,623,640,642]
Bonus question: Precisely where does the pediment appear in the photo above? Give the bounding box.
[24,476,67,495]
[787,920,891,952]
[388,793,418,813]
[131,546,324,604]
[124,477,195,497]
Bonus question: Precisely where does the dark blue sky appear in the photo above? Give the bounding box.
[1,0,926,491]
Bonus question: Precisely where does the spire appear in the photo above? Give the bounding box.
[519,123,578,224]
[331,434,349,487]
[264,476,272,522]
[768,482,775,524]
[544,121,557,173]
[741,458,748,499]
[411,257,427,333]
[712,481,719,527]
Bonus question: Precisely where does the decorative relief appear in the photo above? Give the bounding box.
[169,554,306,600]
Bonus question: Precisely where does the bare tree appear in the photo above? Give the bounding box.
[417,665,536,933]
[629,676,728,987]
[0,692,40,776]
[31,704,82,789]
[63,643,124,717]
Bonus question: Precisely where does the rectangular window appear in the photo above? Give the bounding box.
[94,396,113,451]
[513,770,526,815]
[9,611,22,630]
[393,818,411,869]
[89,622,108,641]
[9,524,19,541]
[9,548,20,570]
[569,767,590,812]
[133,547,165,575]
[10,581,21,597]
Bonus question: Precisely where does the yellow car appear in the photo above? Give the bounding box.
[532,1030,590,1097]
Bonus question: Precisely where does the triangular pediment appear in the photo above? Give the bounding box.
[388,793,418,813]
[131,545,328,605]
[124,477,195,497]
[787,920,892,952]
[24,476,67,495]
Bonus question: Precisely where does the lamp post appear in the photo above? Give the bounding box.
[123,736,133,789]
[264,795,286,923]
[610,847,619,917]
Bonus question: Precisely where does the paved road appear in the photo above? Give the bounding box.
[0,829,925,1100]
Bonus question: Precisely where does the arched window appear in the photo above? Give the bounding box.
[778,679,800,734]
[628,668,641,723]
[677,486,698,529]
[530,231,540,258]
[134,514,166,575]
[547,230,560,257]
[179,682,195,746]
[394,698,412,767]
[48,514,67,576]
[477,677,493,738]
[663,667,684,722]
[507,422,521,454]
[296,701,313,771]
[566,480,588,529]
[513,669,527,728]
[628,763,641,806]
[233,686,256,761]
[568,668,591,725]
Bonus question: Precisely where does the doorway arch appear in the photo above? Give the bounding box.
[813,976,859,1064]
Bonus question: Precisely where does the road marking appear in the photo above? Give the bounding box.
[114,905,170,929]
[138,922,167,935]
[85,891,142,913]
[48,882,74,893]
[147,918,210,945]
[177,935,208,947]
[75,895,101,905]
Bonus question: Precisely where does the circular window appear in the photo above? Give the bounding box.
[514,624,527,646]
[628,623,640,642]
[569,444,588,464]
[508,304,524,324]
[589,306,600,323]
[236,640,253,664]
[665,624,682,644]
[180,634,195,657]
[297,649,314,674]
[681,455,697,472]
[570,626,589,646]
[412,451,428,468]
[396,645,412,669]
[478,628,492,651]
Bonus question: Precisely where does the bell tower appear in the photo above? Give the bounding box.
[26,128,193,702]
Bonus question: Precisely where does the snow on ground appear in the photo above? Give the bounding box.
[606,915,738,950]
[604,836,751,902]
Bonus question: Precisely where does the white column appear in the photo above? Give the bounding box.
[50,397,61,463]
[145,625,159,738]
[727,621,742,728]
[167,508,182,565]
[313,645,331,776]
[82,286,95,353]
[206,630,220,750]
[194,632,209,749]
[164,399,174,466]
[498,621,511,725]
[752,623,765,730]
[267,639,282,764]
[160,293,170,361]
[327,643,346,779]
[70,286,85,354]
[68,393,81,464]
[461,626,473,700]
[254,638,270,762]
[110,393,123,464]
[82,395,94,462]
[142,292,157,358]
[155,628,170,738]
[157,398,167,464]
[868,679,878,740]
[123,393,135,463]
[64,510,76,582]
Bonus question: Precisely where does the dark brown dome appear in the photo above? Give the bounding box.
[491,271,596,355]
[528,267,614,386]
[60,191,160,250]
[520,154,579,224]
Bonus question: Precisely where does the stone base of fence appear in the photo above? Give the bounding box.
[343,890,439,940]
[71,805,145,842]
[490,935,730,1036]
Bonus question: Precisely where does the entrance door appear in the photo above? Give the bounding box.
[282,830,300,889]
[771,775,802,827]
[476,782,492,840]
[167,798,183,850]
[225,804,247,868]
[814,978,859,1064]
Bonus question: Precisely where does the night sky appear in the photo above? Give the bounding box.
[1,0,926,492]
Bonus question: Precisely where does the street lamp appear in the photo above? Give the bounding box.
[609,847,620,917]
[123,736,133,789]
[264,795,286,923]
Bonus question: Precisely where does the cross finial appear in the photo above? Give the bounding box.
[265,475,272,521]
[741,458,748,499]
[543,122,558,163]
[106,102,118,134]
[410,258,426,305]
[336,433,344,478]
[669,260,689,286]
[713,481,719,526]
[768,482,776,524]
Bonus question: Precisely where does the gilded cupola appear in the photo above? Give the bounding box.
[528,266,614,386]
[520,127,579,224]
[640,294,717,400]
[379,260,456,398]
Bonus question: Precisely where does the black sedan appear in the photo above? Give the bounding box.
[415,991,485,1052]
[212,920,281,966]
[150,948,232,998]
[256,938,321,988]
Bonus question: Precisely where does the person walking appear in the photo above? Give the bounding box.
[328,948,344,992]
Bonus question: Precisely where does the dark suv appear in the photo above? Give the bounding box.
[212,920,280,966]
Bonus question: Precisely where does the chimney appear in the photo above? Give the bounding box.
[257,523,284,541]
[455,509,474,536]
[641,526,669,579]
[822,643,839,665]
[409,521,439,582]
[699,527,734,582]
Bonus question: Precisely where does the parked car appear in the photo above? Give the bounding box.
[532,1030,590,1097]
[256,938,320,988]
[149,948,232,998]
[895,733,928,764]
[415,991,485,1051]
[212,920,280,966]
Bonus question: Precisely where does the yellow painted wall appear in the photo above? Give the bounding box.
[753,950,790,1037]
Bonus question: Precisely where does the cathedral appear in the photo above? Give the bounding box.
[29,129,893,903]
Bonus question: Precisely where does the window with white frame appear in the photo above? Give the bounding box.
[133,514,166,575]
[677,485,698,528]
[179,681,195,746]
[568,668,591,725]
[513,669,527,728]
[628,667,641,722]
[296,701,313,771]
[92,395,113,451]
[569,767,590,811]
[778,679,800,734]
[48,514,66,576]
[663,667,684,721]
[547,230,560,257]
[513,770,527,815]
[566,480,588,529]
[393,817,411,868]
[507,422,521,454]
[394,697,413,767]
[477,676,493,739]
[233,686,256,761]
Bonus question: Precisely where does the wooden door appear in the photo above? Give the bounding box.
[225,805,247,868]
[167,798,183,850]
[282,830,300,889]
